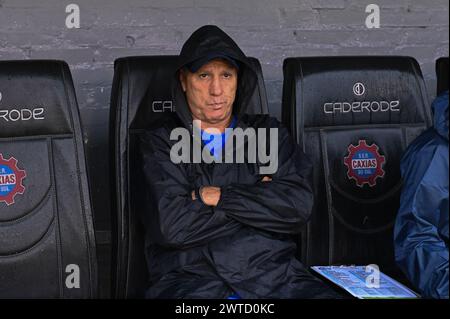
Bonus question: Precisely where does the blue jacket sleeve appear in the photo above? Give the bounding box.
[394,140,449,299]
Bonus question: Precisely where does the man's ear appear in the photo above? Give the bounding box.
[179,69,187,92]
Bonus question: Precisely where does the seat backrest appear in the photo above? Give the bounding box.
[282,56,432,277]
[0,60,97,298]
[436,57,449,95]
[110,56,268,298]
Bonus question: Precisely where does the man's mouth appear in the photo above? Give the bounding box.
[208,102,226,109]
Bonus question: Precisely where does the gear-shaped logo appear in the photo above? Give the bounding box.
[0,153,27,205]
[344,140,385,187]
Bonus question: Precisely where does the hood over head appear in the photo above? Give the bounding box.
[172,25,258,130]
[432,90,449,141]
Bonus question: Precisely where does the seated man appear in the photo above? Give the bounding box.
[139,25,341,299]
[394,90,449,299]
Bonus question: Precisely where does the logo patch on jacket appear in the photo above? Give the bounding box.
[0,154,26,205]
[344,140,385,187]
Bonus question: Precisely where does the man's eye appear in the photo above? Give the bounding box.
[223,73,233,78]
[199,73,209,79]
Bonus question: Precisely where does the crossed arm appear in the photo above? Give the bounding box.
[140,123,313,249]
[192,176,272,206]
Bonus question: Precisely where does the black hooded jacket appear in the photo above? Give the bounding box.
[139,25,339,299]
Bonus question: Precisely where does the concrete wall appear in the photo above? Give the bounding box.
[1,0,448,232]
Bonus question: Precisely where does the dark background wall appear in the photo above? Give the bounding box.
[1,0,448,297]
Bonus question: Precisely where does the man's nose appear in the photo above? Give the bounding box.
[209,77,223,96]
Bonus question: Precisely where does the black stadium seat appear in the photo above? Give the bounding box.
[110,56,268,298]
[436,57,449,95]
[0,60,97,298]
[282,56,432,279]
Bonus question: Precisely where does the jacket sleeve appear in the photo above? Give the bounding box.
[394,144,449,299]
[215,121,314,235]
[140,129,241,249]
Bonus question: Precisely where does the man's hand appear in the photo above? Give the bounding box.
[192,179,269,205]
[200,186,221,207]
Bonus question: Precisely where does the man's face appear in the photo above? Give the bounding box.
[179,59,238,128]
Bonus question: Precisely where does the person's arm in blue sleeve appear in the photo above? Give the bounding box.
[394,144,449,299]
